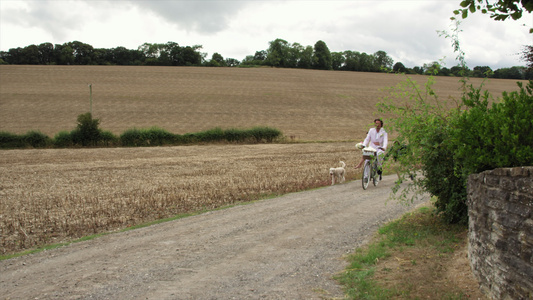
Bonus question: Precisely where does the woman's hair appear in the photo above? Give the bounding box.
[374,118,383,126]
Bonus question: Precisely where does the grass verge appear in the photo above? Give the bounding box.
[335,203,487,300]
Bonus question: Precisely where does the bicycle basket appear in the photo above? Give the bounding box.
[362,147,376,160]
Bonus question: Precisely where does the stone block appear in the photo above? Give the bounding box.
[509,192,533,208]
[500,214,523,230]
[499,177,516,191]
[506,238,522,257]
[491,222,504,235]
[484,174,500,187]
[495,238,508,251]
[509,166,530,177]
[487,195,506,209]
[490,168,511,176]
[506,200,532,218]
[516,177,533,194]
[488,209,500,224]
[523,219,533,237]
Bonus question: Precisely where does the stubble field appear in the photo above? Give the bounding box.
[0,65,524,254]
[0,65,523,141]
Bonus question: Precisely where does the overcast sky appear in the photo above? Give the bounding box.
[1,0,531,69]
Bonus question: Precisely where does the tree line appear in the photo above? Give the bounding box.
[0,39,531,80]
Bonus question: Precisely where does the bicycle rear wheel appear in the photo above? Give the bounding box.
[372,160,379,186]
[362,160,371,190]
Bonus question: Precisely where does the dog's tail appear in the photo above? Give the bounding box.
[340,161,346,168]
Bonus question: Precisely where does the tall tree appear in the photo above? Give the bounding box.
[111,47,133,65]
[343,50,359,71]
[312,40,332,70]
[331,52,345,70]
[472,66,493,77]
[393,62,407,73]
[209,52,225,67]
[225,58,240,67]
[253,50,267,61]
[166,41,182,66]
[412,66,424,74]
[181,45,202,66]
[54,43,74,65]
[298,46,314,69]
[68,41,94,65]
[138,43,162,58]
[286,43,304,68]
[424,61,442,75]
[374,50,394,71]
[520,45,533,69]
[266,38,289,67]
[359,52,375,72]
[450,64,471,77]
[21,45,40,64]
[38,43,54,64]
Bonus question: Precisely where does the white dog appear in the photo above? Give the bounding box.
[329,161,346,185]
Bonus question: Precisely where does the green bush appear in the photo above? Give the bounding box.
[0,131,24,148]
[24,130,51,148]
[53,131,74,148]
[0,131,51,148]
[223,128,251,142]
[179,133,197,144]
[99,130,118,147]
[120,128,147,147]
[378,76,468,223]
[452,81,533,176]
[144,127,176,146]
[195,127,225,143]
[119,127,175,147]
[378,76,533,224]
[76,112,101,146]
[249,126,282,143]
[69,129,84,146]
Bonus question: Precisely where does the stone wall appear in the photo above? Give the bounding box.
[467,166,533,300]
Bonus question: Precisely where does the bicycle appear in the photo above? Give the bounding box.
[361,147,380,190]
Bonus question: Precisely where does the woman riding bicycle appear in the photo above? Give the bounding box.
[355,118,388,180]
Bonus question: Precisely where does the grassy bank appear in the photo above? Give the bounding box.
[336,203,487,299]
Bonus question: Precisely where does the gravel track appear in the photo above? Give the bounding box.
[1,176,426,299]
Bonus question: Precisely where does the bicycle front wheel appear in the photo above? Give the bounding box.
[362,160,371,190]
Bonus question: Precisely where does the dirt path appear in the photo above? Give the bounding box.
[1,176,426,299]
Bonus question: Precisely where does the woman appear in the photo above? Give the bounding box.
[355,118,388,180]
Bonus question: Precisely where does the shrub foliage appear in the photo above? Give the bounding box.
[0,130,51,149]
[75,112,101,146]
[0,113,283,149]
[378,77,533,224]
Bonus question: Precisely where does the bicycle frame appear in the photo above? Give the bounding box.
[361,149,379,190]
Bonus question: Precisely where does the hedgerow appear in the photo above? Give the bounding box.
[0,114,283,149]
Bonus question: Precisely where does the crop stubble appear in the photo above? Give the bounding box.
[0,66,524,254]
[1,143,360,254]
